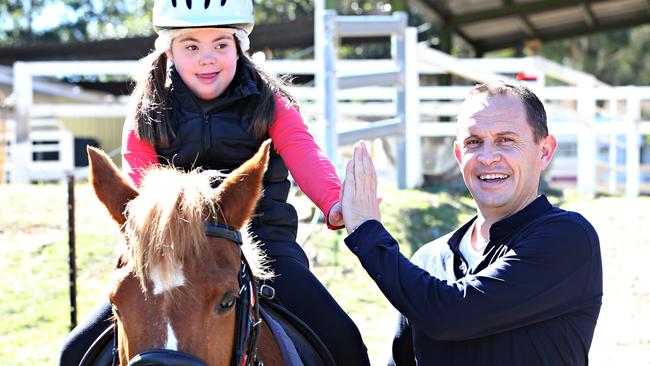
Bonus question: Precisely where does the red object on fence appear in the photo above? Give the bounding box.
[516,72,538,81]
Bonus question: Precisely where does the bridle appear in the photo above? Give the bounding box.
[113,223,263,366]
[207,223,263,366]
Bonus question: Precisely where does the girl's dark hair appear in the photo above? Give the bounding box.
[130,38,299,147]
[238,53,299,139]
[130,50,174,147]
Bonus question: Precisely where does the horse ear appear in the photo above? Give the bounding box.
[87,146,138,226]
[214,140,271,229]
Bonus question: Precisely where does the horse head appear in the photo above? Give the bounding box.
[87,141,277,366]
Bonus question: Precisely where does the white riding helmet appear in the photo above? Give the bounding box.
[153,0,255,34]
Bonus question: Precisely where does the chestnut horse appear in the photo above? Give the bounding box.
[86,141,289,366]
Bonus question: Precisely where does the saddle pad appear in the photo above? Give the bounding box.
[260,300,335,366]
[260,306,304,366]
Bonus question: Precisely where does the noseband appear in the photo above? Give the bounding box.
[117,223,263,366]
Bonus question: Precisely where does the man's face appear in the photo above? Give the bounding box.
[454,93,557,220]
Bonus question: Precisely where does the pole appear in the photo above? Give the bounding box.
[322,10,339,171]
[67,173,77,330]
[13,62,32,183]
[0,103,6,183]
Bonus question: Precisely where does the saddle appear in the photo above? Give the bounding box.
[79,298,335,366]
[260,297,335,366]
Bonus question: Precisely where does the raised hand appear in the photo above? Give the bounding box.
[340,140,381,235]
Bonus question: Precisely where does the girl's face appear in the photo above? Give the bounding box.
[166,28,239,101]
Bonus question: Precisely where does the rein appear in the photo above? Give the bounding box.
[113,223,263,366]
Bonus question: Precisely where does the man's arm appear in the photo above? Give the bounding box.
[345,218,600,340]
[340,142,601,341]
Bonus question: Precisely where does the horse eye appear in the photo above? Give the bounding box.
[217,292,237,313]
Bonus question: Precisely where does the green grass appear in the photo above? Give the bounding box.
[0,183,120,366]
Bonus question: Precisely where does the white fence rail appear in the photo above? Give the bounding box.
[6,26,650,195]
[1,119,74,183]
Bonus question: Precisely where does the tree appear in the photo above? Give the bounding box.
[0,0,152,46]
[539,26,650,86]
[1,0,407,46]
[254,0,313,23]
[6,0,648,87]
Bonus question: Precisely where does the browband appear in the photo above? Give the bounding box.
[205,223,243,245]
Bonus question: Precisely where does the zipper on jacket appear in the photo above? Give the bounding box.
[203,114,211,150]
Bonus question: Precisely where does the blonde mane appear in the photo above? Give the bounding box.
[123,166,272,292]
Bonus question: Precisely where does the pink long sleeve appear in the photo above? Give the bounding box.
[120,97,342,229]
[121,119,159,187]
[269,95,343,230]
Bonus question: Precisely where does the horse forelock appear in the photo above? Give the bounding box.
[124,166,220,292]
[122,166,273,294]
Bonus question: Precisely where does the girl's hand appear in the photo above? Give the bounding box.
[327,202,344,227]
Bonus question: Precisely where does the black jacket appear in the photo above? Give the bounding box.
[156,64,301,258]
[345,195,603,365]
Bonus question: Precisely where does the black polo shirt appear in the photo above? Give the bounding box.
[345,195,602,365]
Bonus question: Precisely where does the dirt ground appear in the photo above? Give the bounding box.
[1,183,648,365]
[564,197,650,365]
[303,195,650,365]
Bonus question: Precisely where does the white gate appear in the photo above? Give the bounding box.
[315,8,421,188]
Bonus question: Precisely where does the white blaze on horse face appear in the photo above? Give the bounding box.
[165,321,179,350]
[150,263,186,295]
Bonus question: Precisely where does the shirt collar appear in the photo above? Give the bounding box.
[448,195,553,251]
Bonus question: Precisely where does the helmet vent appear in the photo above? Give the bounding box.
[155,0,252,31]
[168,0,228,9]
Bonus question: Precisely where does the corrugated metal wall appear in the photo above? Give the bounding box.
[60,117,124,166]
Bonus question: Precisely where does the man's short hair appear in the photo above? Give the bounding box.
[466,81,548,143]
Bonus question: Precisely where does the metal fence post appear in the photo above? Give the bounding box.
[402,26,421,189]
[393,12,407,189]
[12,62,32,184]
[67,173,77,330]
[323,10,339,171]
[625,91,641,198]
[607,96,619,194]
[576,83,596,198]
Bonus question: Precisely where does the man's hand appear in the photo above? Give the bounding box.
[341,140,381,235]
